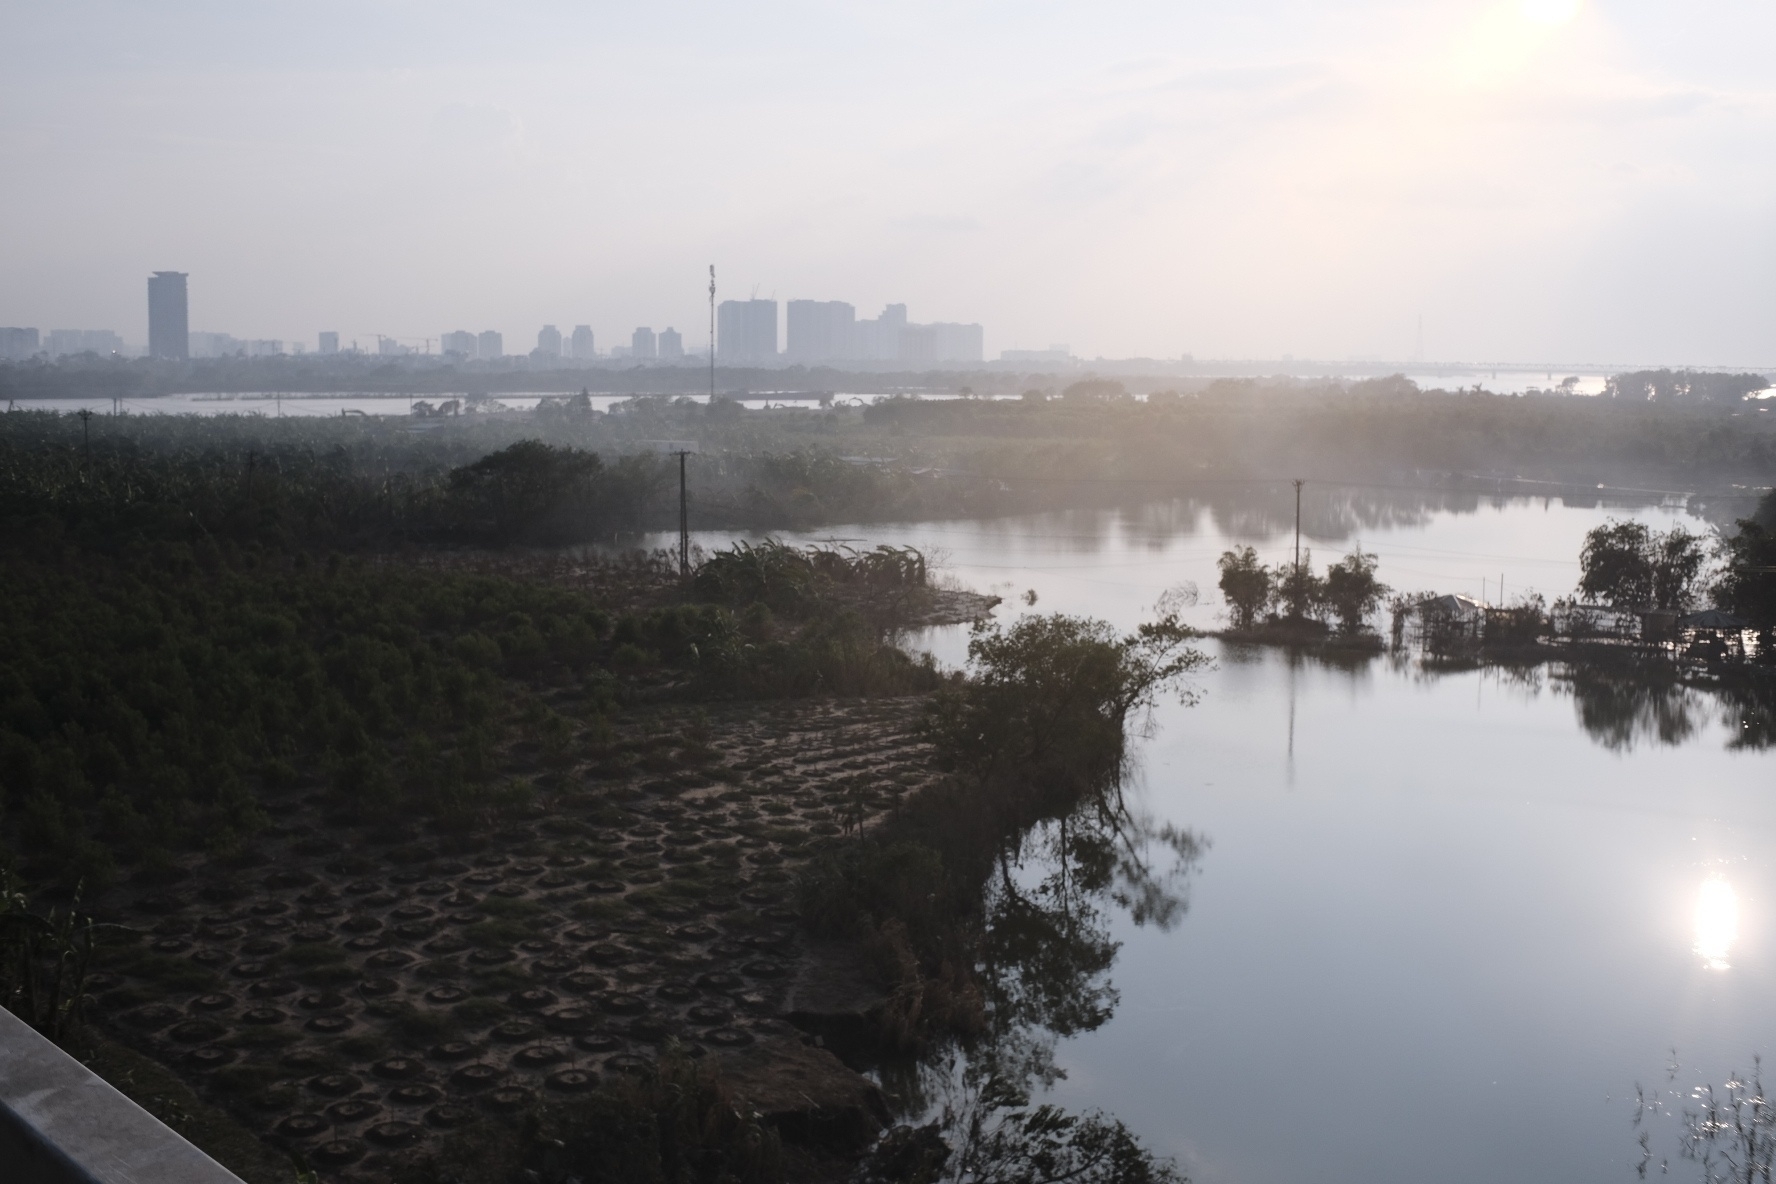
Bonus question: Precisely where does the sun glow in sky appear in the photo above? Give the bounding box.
[1,1,1772,361]
[1520,0,1581,26]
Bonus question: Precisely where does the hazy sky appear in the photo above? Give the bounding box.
[2,0,1772,364]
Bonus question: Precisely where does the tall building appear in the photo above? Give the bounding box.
[899,322,984,364]
[318,331,339,356]
[535,325,562,358]
[658,327,683,360]
[717,299,777,363]
[147,271,188,360]
[853,304,908,361]
[787,300,855,361]
[631,327,657,360]
[477,330,503,359]
[440,330,476,357]
[570,325,595,359]
[190,331,243,358]
[45,329,126,357]
[0,328,40,359]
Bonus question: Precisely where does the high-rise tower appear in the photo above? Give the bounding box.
[716,299,777,363]
[147,271,188,360]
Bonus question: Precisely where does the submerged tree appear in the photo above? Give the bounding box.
[1273,548,1325,622]
[1653,525,1710,612]
[1714,491,1776,637]
[1322,549,1388,634]
[1580,521,1656,607]
[1578,519,1709,611]
[1216,547,1271,630]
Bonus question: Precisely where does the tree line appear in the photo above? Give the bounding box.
[1211,489,1776,653]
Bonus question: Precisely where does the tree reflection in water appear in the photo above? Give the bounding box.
[1561,667,1707,751]
[871,775,1202,1184]
[1331,646,1771,754]
[1556,666,1776,752]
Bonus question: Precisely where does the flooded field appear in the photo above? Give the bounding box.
[648,491,1775,1184]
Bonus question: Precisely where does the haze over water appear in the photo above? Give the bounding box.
[660,491,1774,1183]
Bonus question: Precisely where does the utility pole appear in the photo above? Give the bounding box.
[77,408,93,463]
[1292,478,1304,577]
[708,265,716,403]
[673,450,691,579]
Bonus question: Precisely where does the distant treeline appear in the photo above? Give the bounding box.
[850,378,1776,492]
[5,375,1775,546]
[0,411,964,541]
[0,354,1038,400]
[3,355,1768,408]
[1603,369,1770,405]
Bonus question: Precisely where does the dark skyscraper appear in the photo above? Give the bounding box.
[147,271,188,360]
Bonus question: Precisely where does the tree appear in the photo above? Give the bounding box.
[1715,518,1776,634]
[1274,548,1325,621]
[1651,524,1708,612]
[927,612,1208,810]
[1580,520,1710,610]
[1322,550,1388,634]
[1216,547,1271,630]
[445,440,603,544]
[1579,521,1655,608]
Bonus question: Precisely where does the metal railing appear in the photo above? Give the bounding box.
[0,1005,243,1184]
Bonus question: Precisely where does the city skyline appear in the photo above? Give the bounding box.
[2,271,1006,365]
[4,3,1773,365]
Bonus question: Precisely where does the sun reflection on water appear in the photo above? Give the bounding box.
[1694,879,1739,971]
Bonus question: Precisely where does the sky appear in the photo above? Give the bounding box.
[1,0,1772,365]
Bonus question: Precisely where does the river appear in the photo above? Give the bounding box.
[644,487,1772,1184]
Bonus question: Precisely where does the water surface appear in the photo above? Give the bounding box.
[666,491,1773,1183]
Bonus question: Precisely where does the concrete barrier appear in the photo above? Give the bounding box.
[0,1005,244,1184]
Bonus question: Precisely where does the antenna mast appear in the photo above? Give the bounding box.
[708,265,716,402]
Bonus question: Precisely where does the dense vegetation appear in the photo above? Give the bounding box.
[799,612,1209,1183]
[0,418,952,902]
[0,411,1143,1184]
